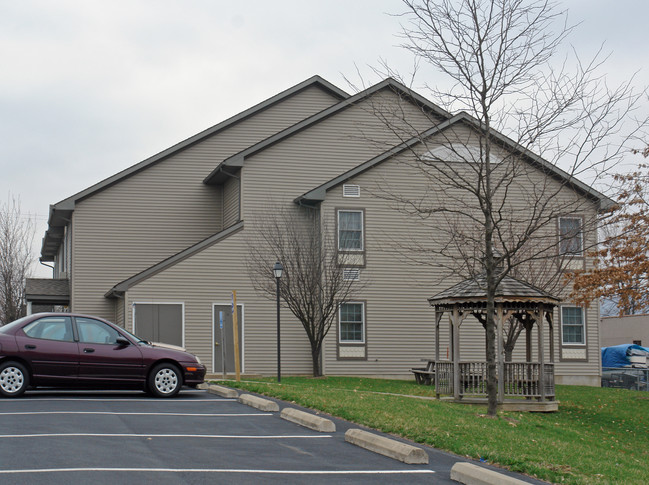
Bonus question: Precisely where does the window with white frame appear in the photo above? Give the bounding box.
[339,302,364,342]
[561,306,585,345]
[338,210,363,251]
[559,217,583,255]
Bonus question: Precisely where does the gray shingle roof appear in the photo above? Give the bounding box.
[25,278,70,298]
[428,273,559,305]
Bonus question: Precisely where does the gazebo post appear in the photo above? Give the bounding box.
[496,304,505,403]
[547,312,555,363]
[537,304,546,402]
[525,322,532,362]
[452,306,461,401]
[449,317,454,361]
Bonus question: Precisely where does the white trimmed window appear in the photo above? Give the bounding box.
[338,210,363,251]
[561,306,585,345]
[559,217,583,255]
[339,302,364,343]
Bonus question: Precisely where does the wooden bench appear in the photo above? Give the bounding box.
[411,367,435,385]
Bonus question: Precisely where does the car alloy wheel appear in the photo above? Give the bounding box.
[0,362,29,397]
[149,363,182,397]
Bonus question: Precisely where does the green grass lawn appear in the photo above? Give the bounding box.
[213,376,649,484]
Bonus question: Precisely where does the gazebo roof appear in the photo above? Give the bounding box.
[428,273,560,307]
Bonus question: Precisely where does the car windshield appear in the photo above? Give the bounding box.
[118,326,150,345]
[0,315,33,333]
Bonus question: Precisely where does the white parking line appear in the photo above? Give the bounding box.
[0,468,434,475]
[0,411,269,416]
[0,433,331,439]
[7,398,233,402]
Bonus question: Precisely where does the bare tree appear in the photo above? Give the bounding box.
[362,0,647,415]
[0,196,34,324]
[246,206,361,377]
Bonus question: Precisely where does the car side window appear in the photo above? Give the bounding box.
[76,317,120,345]
[23,317,74,342]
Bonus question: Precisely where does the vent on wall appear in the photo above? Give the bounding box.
[343,184,360,197]
[343,268,360,281]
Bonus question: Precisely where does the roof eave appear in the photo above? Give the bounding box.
[428,295,561,306]
[105,221,245,296]
[206,78,453,186]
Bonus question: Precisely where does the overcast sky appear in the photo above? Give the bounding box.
[1,0,647,277]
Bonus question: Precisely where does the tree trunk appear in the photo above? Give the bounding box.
[311,343,322,377]
[485,289,498,416]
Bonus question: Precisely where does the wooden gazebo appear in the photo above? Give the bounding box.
[427,273,559,412]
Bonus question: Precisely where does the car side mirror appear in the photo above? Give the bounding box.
[116,336,130,346]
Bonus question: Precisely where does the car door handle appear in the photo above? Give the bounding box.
[83,348,95,353]
[25,344,36,349]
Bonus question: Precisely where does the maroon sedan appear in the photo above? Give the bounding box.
[0,313,205,398]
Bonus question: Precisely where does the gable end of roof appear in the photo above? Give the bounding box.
[204,78,453,185]
[41,76,346,260]
[296,111,613,211]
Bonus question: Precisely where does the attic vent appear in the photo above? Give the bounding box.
[343,268,360,281]
[343,184,360,197]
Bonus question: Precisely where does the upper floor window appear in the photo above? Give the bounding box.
[561,306,585,345]
[338,210,363,251]
[559,217,583,255]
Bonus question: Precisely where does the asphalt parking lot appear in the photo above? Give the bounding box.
[0,388,541,484]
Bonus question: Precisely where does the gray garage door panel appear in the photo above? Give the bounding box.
[135,304,183,347]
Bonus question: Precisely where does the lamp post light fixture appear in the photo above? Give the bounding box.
[273,261,283,383]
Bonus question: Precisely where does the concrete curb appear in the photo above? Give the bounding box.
[207,384,238,399]
[239,393,280,412]
[451,462,532,485]
[344,428,428,464]
[280,408,336,432]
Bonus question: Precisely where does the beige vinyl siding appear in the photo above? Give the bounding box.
[70,85,340,320]
[125,230,314,375]
[319,141,601,383]
[114,87,601,383]
[115,296,125,327]
[241,88,435,222]
[222,174,240,227]
[123,89,436,374]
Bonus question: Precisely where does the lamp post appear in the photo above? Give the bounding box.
[273,261,283,383]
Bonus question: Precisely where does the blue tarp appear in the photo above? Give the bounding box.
[602,344,649,368]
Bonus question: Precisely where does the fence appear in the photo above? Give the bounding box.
[602,367,649,391]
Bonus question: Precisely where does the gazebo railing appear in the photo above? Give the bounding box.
[435,361,454,395]
[433,361,555,399]
[459,362,488,394]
